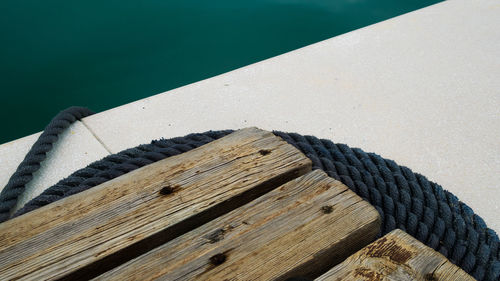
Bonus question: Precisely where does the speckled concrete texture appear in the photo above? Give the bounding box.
[82,0,500,231]
[1,0,498,231]
[0,121,109,212]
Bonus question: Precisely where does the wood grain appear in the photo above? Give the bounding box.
[316,229,475,281]
[94,170,381,281]
[0,127,312,280]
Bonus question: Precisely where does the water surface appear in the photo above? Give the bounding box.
[0,0,442,143]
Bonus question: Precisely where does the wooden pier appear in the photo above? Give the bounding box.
[0,128,473,280]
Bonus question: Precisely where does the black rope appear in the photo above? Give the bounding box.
[0,106,94,222]
[2,107,499,280]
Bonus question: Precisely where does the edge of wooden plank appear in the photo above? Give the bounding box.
[316,229,475,281]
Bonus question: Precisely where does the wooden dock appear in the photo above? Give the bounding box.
[0,128,473,280]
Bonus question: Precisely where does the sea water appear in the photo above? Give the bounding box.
[0,0,441,143]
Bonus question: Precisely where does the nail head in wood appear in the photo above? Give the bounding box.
[159,186,174,195]
[259,149,271,156]
[321,205,333,214]
[209,253,227,266]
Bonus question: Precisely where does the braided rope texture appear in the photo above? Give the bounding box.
[0,107,94,222]
[5,129,500,280]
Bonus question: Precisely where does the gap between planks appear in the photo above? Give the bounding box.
[94,170,381,281]
[316,229,475,281]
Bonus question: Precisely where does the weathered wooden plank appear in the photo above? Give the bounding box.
[94,170,381,281]
[0,127,312,280]
[316,229,475,281]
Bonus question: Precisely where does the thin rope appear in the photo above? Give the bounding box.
[0,107,94,221]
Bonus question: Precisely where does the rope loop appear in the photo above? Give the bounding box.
[0,108,498,280]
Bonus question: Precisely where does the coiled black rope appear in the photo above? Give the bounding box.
[2,107,499,280]
[0,107,94,222]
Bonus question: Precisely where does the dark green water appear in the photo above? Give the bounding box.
[1,0,441,143]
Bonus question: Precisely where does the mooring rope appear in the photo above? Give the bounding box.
[1,107,498,280]
[0,107,94,222]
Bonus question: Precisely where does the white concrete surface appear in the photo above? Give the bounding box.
[0,121,109,212]
[83,0,500,231]
[1,0,498,232]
